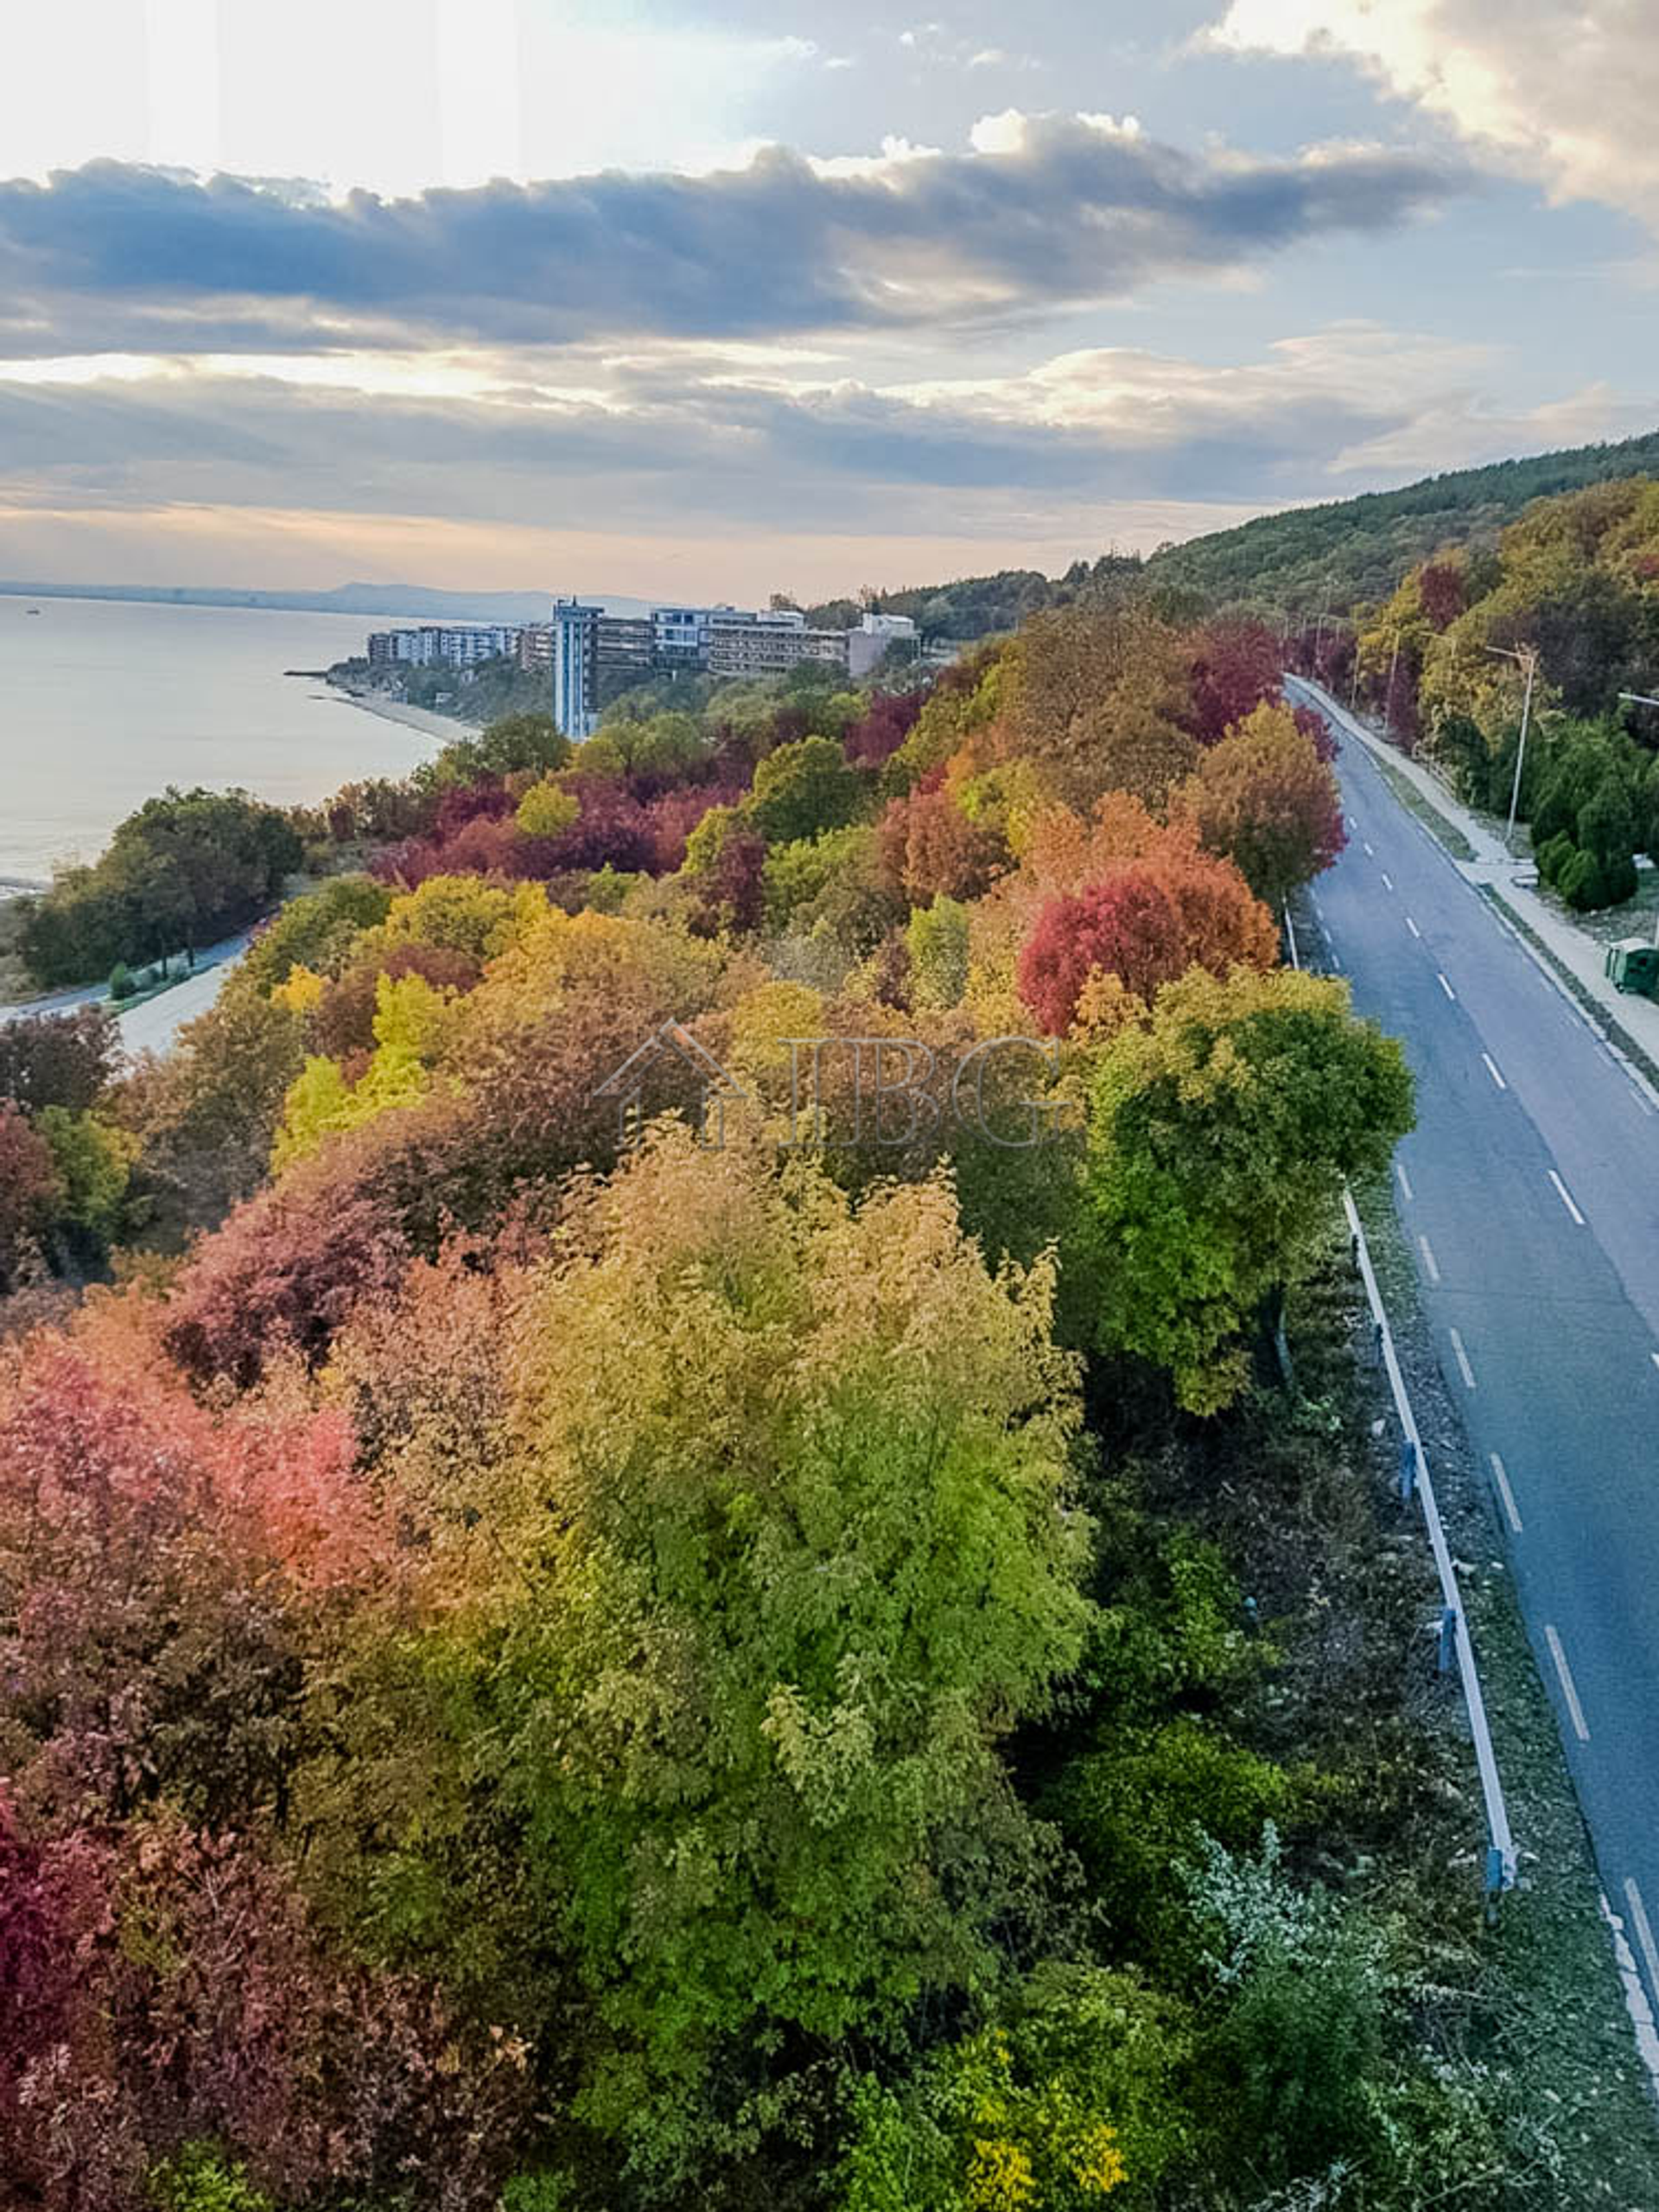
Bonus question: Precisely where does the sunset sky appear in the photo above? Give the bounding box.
[3,0,1656,602]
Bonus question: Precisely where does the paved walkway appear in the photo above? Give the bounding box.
[1287,674,1659,1077]
[0,928,252,1050]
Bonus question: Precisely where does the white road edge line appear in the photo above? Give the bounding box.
[1449,1327,1476,1389]
[1481,1052,1507,1091]
[1599,1893,1659,2095]
[1489,1452,1522,1535]
[1406,915,1421,938]
[1545,1623,1591,1742]
[1418,1234,1441,1285]
[1548,1168,1586,1226]
[1628,1879,1659,2004]
[1651,1352,1659,1375]
[1381,871,1394,891]
[1395,1160,1414,1202]
[1437,971,1457,1001]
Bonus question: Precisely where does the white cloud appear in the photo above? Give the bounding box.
[1205,0,1659,231]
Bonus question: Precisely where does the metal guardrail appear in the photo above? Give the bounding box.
[1287,902,1518,1900]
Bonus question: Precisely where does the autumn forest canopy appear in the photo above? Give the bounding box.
[8,461,1659,2209]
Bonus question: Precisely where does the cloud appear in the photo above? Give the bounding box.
[0,322,1634,549]
[0,118,1468,358]
[1205,0,1659,232]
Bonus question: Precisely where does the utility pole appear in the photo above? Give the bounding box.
[1487,644,1540,856]
[1619,690,1659,944]
[1384,628,1402,737]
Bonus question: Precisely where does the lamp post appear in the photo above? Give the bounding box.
[1486,644,1539,856]
[1619,691,1659,944]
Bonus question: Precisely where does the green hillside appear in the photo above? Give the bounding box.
[1145,426,1659,615]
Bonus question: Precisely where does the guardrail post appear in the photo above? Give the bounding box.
[1398,1436,1417,1503]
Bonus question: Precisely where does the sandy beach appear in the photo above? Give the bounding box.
[331,687,476,744]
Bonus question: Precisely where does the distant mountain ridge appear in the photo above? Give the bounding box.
[0,581,655,622]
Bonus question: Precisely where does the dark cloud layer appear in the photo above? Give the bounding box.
[0,118,1468,354]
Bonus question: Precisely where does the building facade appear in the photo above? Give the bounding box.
[366,624,520,668]
[550,598,602,739]
[707,610,850,680]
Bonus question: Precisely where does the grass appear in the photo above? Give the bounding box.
[1362,744,1478,862]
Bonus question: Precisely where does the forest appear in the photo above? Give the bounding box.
[1287,475,1659,910]
[1143,425,1659,617]
[2,589,1649,2212]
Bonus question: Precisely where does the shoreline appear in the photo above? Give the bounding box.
[329,684,477,743]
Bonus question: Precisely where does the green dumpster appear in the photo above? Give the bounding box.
[1605,937,1659,995]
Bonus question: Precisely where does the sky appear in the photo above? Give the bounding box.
[0,0,1656,602]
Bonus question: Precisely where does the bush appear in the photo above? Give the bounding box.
[1558,845,1611,910]
[1535,831,1574,886]
[1186,1827,1388,2183]
[108,961,136,1001]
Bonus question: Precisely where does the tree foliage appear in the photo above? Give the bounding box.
[1079,968,1413,1410]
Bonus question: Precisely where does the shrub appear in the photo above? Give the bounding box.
[1558,845,1610,910]
[1186,1828,1388,2183]
[108,961,135,1001]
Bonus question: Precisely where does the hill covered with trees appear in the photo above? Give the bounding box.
[1143,426,1659,616]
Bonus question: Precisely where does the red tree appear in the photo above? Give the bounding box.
[0,1103,58,1288]
[1016,843,1277,1033]
[1185,618,1285,747]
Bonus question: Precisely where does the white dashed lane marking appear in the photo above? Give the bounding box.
[1546,1624,1592,1741]
[1438,972,1457,1001]
[1481,1052,1507,1091]
[1418,1235,1441,1285]
[1490,1452,1522,1535]
[1395,1160,1414,1201]
[1449,1328,1477,1390]
[1548,1169,1586,1226]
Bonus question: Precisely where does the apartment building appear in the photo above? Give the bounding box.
[366,624,520,668]
[707,610,850,679]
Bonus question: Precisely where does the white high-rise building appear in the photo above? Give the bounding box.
[550,598,602,738]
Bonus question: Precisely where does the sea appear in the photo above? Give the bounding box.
[0,594,448,889]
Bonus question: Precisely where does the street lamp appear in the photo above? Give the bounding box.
[1619,693,1659,947]
[1486,644,1540,856]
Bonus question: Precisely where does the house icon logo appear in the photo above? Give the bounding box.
[590,1018,749,1149]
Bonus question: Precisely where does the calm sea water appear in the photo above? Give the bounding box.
[0,595,442,887]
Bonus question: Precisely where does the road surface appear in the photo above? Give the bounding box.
[1297,686,1659,2018]
[0,928,251,1049]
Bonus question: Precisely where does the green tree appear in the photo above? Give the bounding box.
[1079,968,1413,1412]
[515,779,582,840]
[365,1135,1092,2177]
[745,735,863,844]
[35,1106,137,1248]
[241,874,393,995]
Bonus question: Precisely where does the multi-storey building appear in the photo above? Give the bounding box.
[847,609,918,679]
[550,599,603,739]
[366,624,520,668]
[707,610,850,680]
[517,623,553,672]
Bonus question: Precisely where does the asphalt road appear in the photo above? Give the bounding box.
[1296,693,1659,2005]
